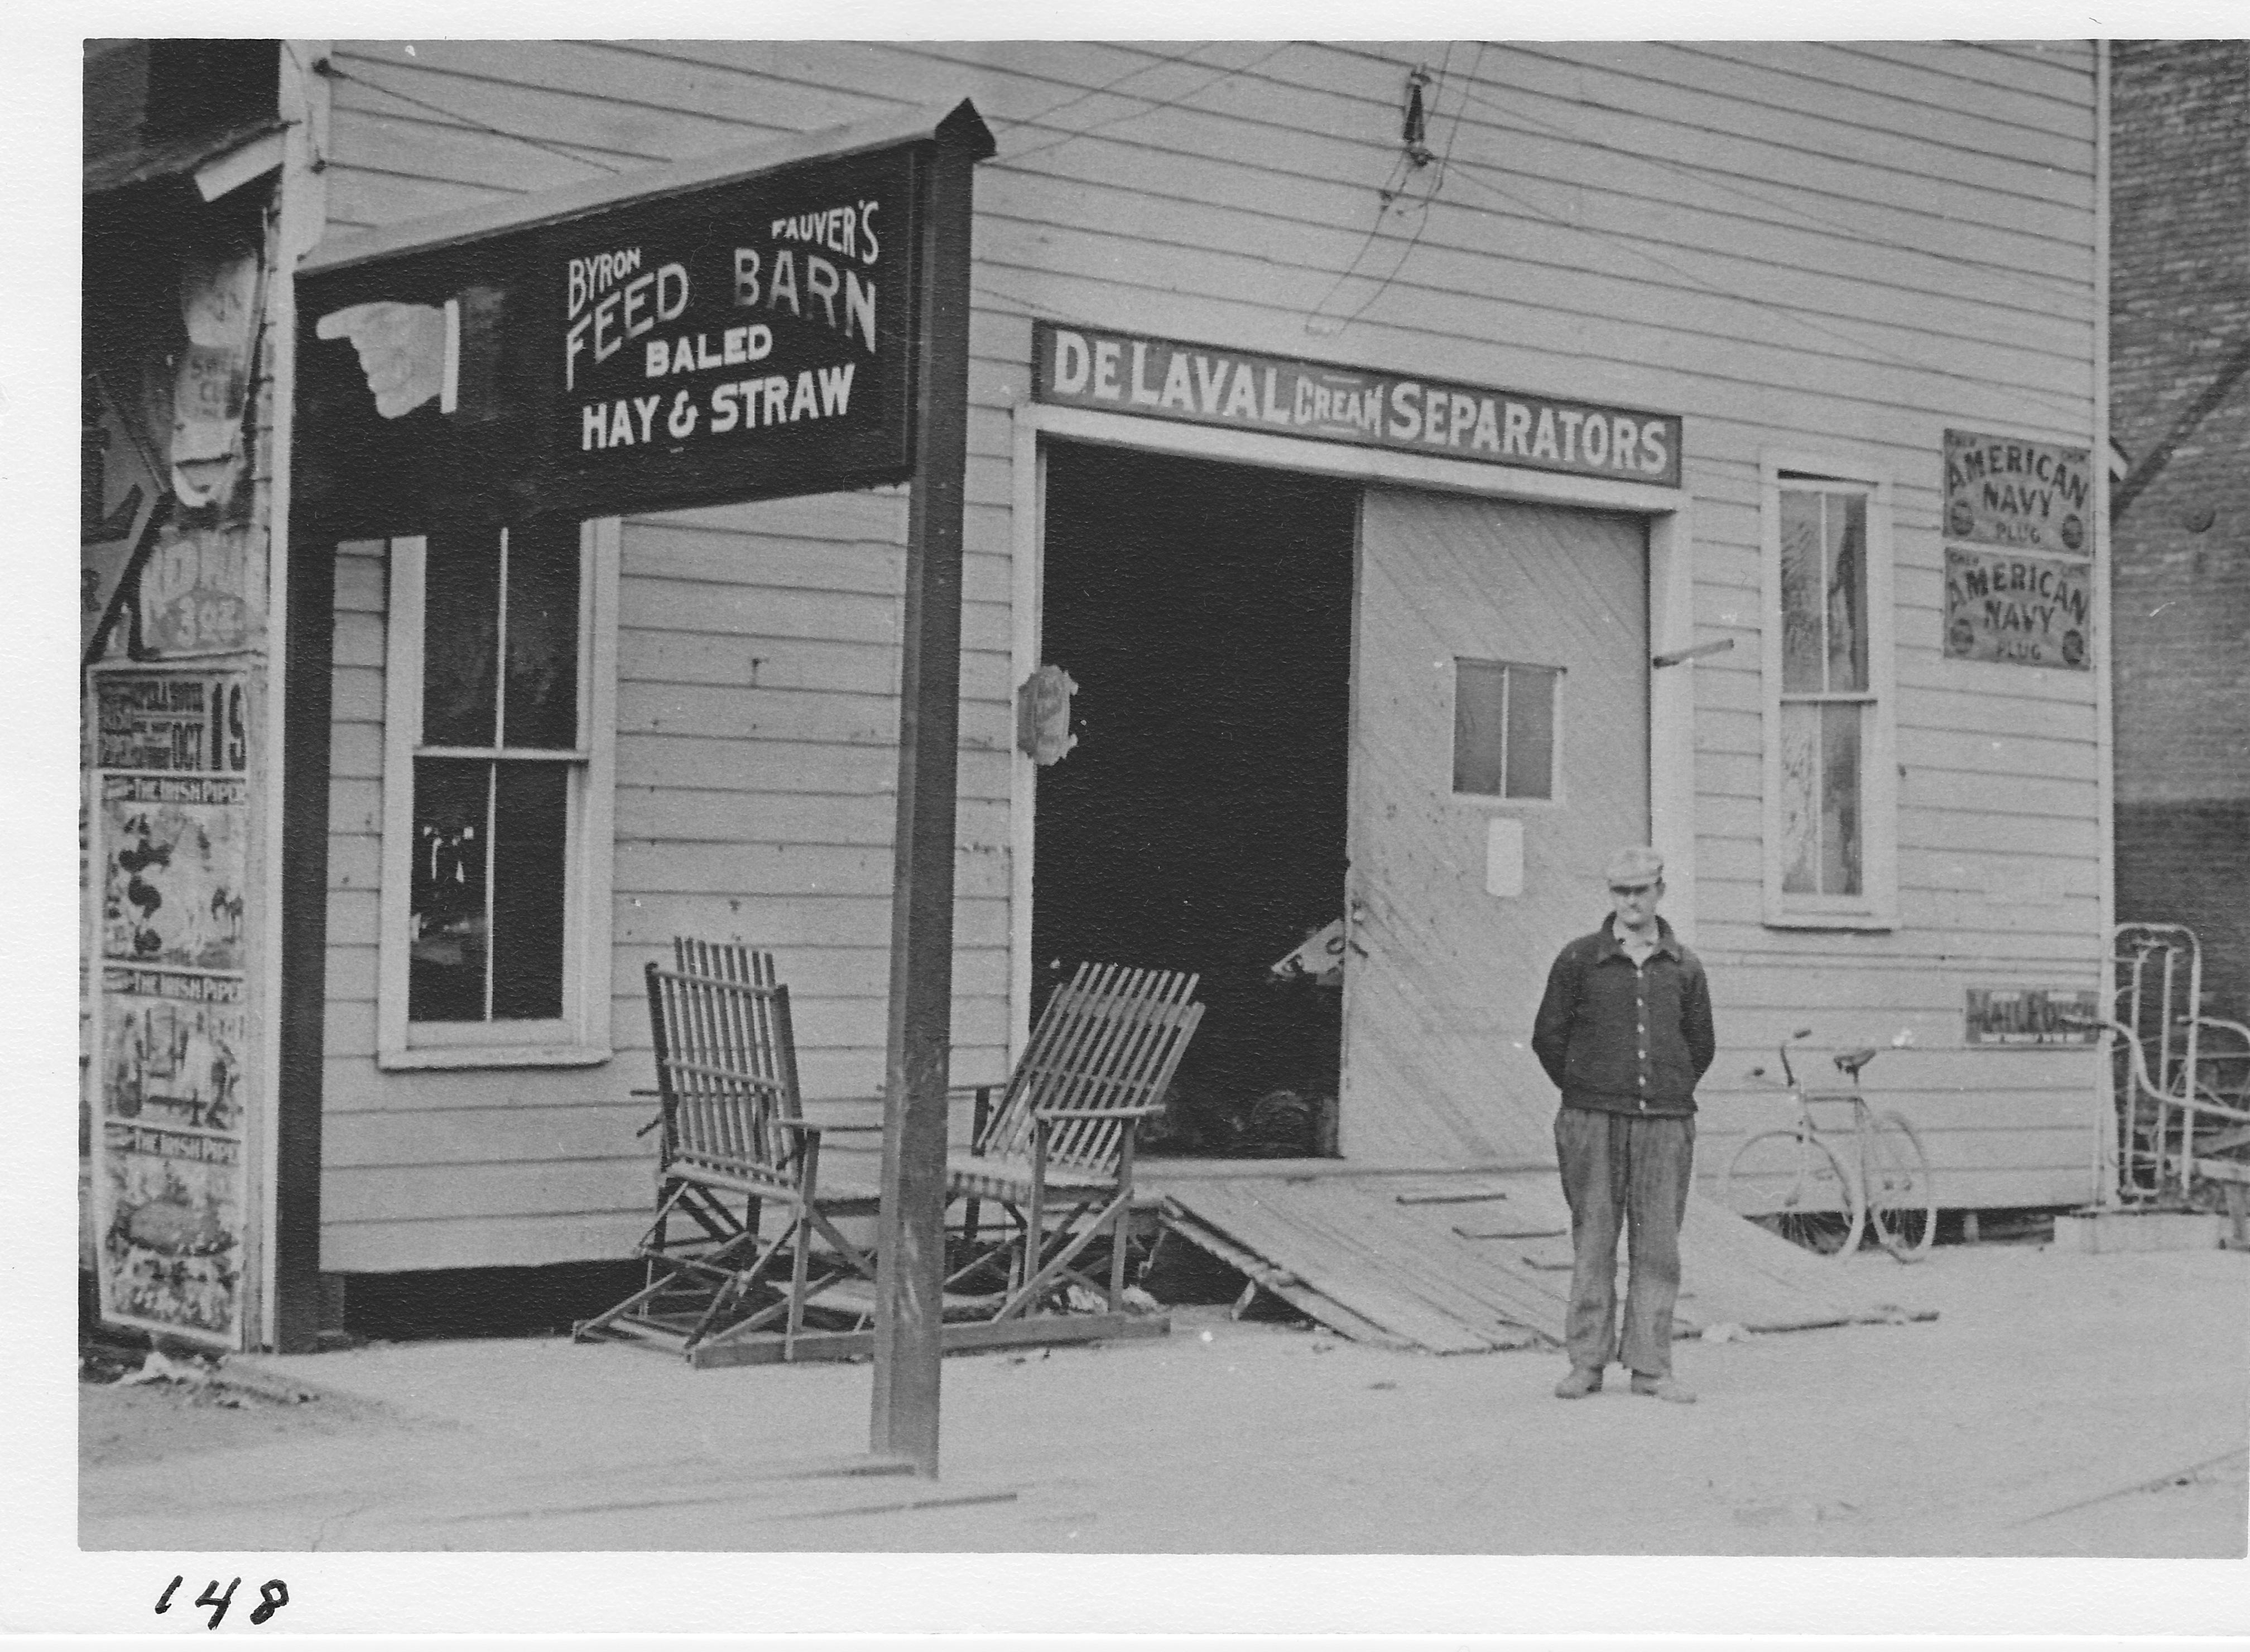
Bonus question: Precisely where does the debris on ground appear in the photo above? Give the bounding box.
[1701,1322,1752,1343]
[117,1350,208,1388]
[1734,1499,1864,1527]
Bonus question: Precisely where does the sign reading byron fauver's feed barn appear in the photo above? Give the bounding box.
[297,142,924,535]
[1943,429,2093,554]
[1034,323,1683,488]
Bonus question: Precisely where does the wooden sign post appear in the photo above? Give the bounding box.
[871,117,989,1478]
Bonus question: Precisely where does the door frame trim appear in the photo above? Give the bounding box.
[1007,399,1697,1065]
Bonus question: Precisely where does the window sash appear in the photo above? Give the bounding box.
[1763,464,1895,928]
[1453,657,1561,802]
[408,756,571,1026]
[377,521,618,1068]
[1777,699,1866,897]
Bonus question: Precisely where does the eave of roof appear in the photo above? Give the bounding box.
[85,114,288,198]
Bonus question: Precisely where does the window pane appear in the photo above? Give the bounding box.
[1826,493,1868,693]
[490,763,568,1020]
[422,527,499,747]
[503,518,580,750]
[1820,700,1863,896]
[1503,665,1557,800]
[1778,491,1825,694]
[408,758,490,1021]
[1453,659,1507,795]
[1778,702,1821,895]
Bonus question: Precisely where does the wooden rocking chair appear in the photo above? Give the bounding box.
[576,941,880,1360]
[946,962,1204,1320]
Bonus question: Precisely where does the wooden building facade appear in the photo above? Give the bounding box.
[92,40,2116,1344]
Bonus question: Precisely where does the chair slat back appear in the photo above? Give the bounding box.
[646,942,801,1189]
[977,962,1204,1177]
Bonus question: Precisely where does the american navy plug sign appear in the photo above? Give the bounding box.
[1940,429,2095,671]
[1942,429,2092,555]
[297,140,924,535]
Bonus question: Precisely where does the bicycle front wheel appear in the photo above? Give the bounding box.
[1866,1112,1936,1261]
[1723,1129,1865,1258]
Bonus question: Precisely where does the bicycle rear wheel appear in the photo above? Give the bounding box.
[1722,1129,1865,1257]
[1865,1112,1934,1260]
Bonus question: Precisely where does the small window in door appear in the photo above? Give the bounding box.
[1453,658,1560,800]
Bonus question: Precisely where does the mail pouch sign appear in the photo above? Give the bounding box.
[1033,324,1682,488]
[297,144,922,534]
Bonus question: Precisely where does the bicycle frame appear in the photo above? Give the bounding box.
[1730,1031,1934,1260]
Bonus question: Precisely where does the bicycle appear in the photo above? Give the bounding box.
[1720,1029,1936,1261]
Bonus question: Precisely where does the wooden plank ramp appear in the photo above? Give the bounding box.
[1150,1168,1937,1354]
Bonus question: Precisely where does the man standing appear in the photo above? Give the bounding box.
[1531,847,1715,1403]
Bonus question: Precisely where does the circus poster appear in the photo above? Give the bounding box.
[99,771,248,972]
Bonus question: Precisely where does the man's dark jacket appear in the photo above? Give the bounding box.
[1532,916,1716,1116]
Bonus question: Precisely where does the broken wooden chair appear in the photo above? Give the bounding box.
[946,962,1204,1321]
[576,941,880,1360]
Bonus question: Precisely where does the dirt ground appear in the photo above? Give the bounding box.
[79,1243,2249,1574]
[79,1357,412,1472]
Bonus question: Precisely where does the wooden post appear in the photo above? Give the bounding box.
[272,523,336,1352]
[871,116,990,1477]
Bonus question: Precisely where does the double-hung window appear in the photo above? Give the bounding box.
[378,517,618,1066]
[1762,458,1897,928]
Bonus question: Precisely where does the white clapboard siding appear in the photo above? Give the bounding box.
[314,39,2102,1269]
[319,489,1013,1272]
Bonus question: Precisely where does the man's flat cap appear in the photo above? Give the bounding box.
[1604,846,1665,886]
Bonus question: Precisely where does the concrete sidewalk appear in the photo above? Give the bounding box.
[81,1245,2248,1555]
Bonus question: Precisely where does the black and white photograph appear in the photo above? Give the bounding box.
[24,9,2250,1634]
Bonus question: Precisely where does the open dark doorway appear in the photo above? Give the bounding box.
[1035,442,1358,1157]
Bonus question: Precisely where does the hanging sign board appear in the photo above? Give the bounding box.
[91,666,253,1347]
[1943,429,2093,555]
[1033,322,1682,488]
[1964,986,2100,1046]
[1943,546,2093,670]
[296,128,951,535]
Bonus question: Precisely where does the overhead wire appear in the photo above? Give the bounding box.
[994,43,1223,146]
[1443,60,2248,397]
[1318,41,1488,337]
[1302,47,1456,334]
[1447,70,2097,316]
[1300,150,1416,332]
[997,42,1300,171]
[1435,158,2098,426]
[970,274,1071,320]
[316,41,2129,428]
[316,55,629,176]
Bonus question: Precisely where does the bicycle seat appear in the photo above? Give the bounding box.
[1833,1046,1880,1080]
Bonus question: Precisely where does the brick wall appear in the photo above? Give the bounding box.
[2109,41,2250,1016]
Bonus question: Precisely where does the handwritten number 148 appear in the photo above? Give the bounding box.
[155,1576,287,1628]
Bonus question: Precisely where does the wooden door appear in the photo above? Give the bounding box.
[1343,491,1649,1165]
